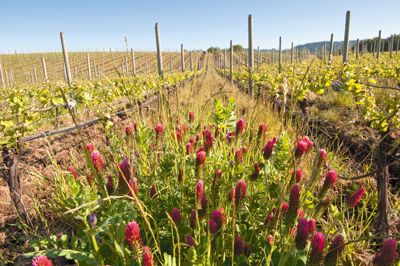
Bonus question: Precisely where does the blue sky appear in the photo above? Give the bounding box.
[0,0,399,53]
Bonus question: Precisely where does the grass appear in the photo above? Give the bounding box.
[0,68,391,265]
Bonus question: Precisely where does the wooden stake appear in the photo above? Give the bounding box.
[343,11,351,63]
[155,22,163,78]
[0,61,5,88]
[355,38,359,59]
[41,56,48,81]
[131,49,136,76]
[377,30,382,60]
[248,14,253,96]
[329,33,334,63]
[33,66,38,84]
[181,44,185,72]
[229,40,233,83]
[189,51,192,71]
[278,36,282,73]
[60,32,72,86]
[290,42,294,64]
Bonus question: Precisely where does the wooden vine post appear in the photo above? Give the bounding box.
[355,38,360,59]
[389,35,394,58]
[0,60,5,88]
[60,32,72,86]
[290,42,294,64]
[155,22,163,78]
[41,56,48,81]
[131,49,136,76]
[181,44,185,72]
[377,30,382,60]
[86,52,92,81]
[278,36,282,73]
[190,51,193,71]
[229,40,233,83]
[33,66,38,84]
[343,11,350,63]
[223,49,226,75]
[248,14,253,97]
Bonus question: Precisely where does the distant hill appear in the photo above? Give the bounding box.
[295,40,357,51]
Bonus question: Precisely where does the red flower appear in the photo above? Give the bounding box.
[373,238,399,266]
[186,142,193,154]
[181,123,188,135]
[303,136,314,149]
[150,185,157,199]
[189,111,195,123]
[235,148,243,163]
[264,208,276,225]
[125,221,141,246]
[125,123,137,135]
[309,232,325,265]
[106,175,114,193]
[228,187,235,203]
[263,137,277,159]
[68,165,79,180]
[236,118,246,135]
[119,158,132,181]
[209,209,225,233]
[347,188,366,208]
[258,122,267,138]
[308,218,316,234]
[251,162,261,180]
[297,208,305,218]
[287,184,300,225]
[196,179,204,201]
[281,201,289,213]
[318,149,327,164]
[86,143,95,153]
[154,123,164,136]
[319,169,337,198]
[170,208,181,225]
[324,234,345,266]
[234,235,245,255]
[142,246,154,266]
[266,235,274,246]
[189,137,195,144]
[185,234,197,248]
[226,131,236,142]
[295,169,303,183]
[234,179,247,206]
[295,139,309,158]
[91,150,105,172]
[196,150,206,165]
[32,255,53,266]
[243,243,252,257]
[325,170,337,186]
[190,209,197,229]
[176,131,182,143]
[295,218,310,250]
[209,218,218,233]
[204,130,214,150]
[199,196,208,217]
